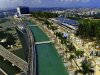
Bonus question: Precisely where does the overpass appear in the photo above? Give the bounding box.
[25,21,69,75]
[0,45,28,73]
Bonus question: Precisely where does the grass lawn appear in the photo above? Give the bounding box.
[11,48,26,61]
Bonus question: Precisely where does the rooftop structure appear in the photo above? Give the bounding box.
[52,17,79,30]
[17,6,30,17]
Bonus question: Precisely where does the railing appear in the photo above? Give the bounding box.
[0,45,28,73]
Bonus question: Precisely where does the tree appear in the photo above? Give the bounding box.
[0,31,5,39]
[69,54,75,67]
[5,34,16,46]
[0,26,3,28]
[76,19,100,43]
[31,11,58,18]
[81,58,93,75]
[55,32,63,39]
[74,50,84,58]
[75,58,94,75]
[95,25,100,45]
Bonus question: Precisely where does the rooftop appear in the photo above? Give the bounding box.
[56,17,79,26]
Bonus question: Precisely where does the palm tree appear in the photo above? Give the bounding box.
[75,58,94,75]
[69,54,75,67]
[74,50,84,58]
[81,58,94,75]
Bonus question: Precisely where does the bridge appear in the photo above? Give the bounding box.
[0,45,28,73]
[35,41,52,45]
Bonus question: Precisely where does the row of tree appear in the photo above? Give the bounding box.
[0,18,8,24]
[31,11,58,18]
[76,19,100,43]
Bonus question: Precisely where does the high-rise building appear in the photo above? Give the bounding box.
[17,6,30,17]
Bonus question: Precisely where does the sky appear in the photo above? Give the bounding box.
[0,0,100,9]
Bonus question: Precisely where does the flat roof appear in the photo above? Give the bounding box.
[56,17,79,26]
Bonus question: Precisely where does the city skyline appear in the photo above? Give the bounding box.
[0,0,100,9]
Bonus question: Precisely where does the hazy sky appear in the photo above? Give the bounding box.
[0,0,99,9]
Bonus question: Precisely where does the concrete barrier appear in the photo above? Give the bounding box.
[0,45,28,73]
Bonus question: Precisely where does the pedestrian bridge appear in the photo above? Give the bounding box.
[35,41,52,45]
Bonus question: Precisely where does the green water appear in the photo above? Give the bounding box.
[29,26,49,42]
[28,21,69,75]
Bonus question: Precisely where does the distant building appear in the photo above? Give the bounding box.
[17,6,30,17]
[55,17,79,30]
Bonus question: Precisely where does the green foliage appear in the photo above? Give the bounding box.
[74,50,84,57]
[61,38,67,44]
[0,31,16,48]
[55,32,63,39]
[55,32,67,44]
[6,28,13,31]
[69,54,75,61]
[91,13,100,19]
[0,31,6,39]
[31,11,58,18]
[0,26,3,28]
[66,43,76,52]
[0,18,8,24]
[67,14,82,20]
[5,34,16,45]
[44,20,51,25]
[76,19,100,41]
[50,26,58,30]
[81,59,92,74]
